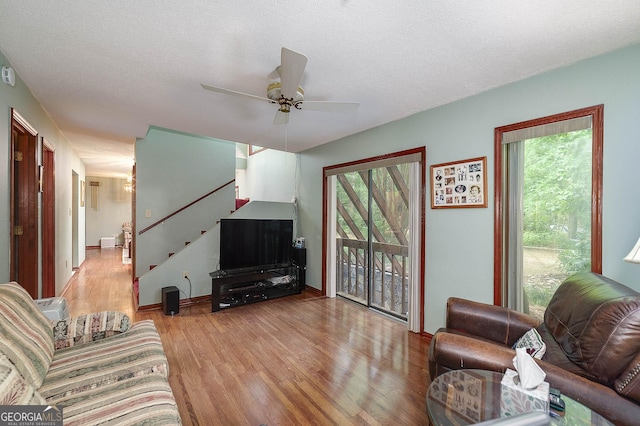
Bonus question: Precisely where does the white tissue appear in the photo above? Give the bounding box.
[512,347,546,389]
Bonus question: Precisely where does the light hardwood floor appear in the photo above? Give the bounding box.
[64,248,432,425]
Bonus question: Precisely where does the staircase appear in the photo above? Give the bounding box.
[136,200,298,308]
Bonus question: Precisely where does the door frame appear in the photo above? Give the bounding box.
[42,139,56,297]
[10,109,39,298]
[322,147,426,333]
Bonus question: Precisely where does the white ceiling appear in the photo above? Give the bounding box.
[1,1,640,178]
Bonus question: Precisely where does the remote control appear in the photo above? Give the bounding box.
[549,393,565,412]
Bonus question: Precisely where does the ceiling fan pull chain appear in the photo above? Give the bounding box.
[285,123,288,153]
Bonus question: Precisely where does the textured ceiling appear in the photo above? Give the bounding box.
[1,1,640,177]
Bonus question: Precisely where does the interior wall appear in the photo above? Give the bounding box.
[296,43,640,334]
[85,176,132,247]
[245,148,297,202]
[134,126,236,278]
[0,50,86,294]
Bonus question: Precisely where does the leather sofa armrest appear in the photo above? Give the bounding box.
[446,297,541,346]
[428,330,515,378]
[428,332,640,425]
[615,352,640,402]
[51,311,131,349]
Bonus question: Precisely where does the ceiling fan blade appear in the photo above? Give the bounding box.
[273,110,289,126]
[280,47,307,99]
[201,84,273,104]
[301,101,360,113]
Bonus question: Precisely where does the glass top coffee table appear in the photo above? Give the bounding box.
[427,369,613,425]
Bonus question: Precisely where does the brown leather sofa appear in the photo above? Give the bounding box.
[428,272,640,425]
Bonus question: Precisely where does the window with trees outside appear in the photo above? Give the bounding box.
[494,105,603,319]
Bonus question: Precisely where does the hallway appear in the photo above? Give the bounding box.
[62,247,135,318]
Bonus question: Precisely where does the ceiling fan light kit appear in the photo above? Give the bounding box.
[267,82,304,113]
[202,47,359,126]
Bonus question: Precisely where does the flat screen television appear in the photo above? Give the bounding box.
[219,219,293,272]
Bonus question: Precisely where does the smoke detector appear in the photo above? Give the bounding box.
[2,66,15,87]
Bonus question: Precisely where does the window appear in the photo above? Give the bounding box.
[494,106,603,316]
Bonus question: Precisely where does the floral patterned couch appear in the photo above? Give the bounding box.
[0,282,181,425]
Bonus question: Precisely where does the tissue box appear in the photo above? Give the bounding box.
[500,369,549,417]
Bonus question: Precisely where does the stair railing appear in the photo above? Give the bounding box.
[138,179,235,235]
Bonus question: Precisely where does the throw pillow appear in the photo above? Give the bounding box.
[513,328,546,359]
[52,311,130,349]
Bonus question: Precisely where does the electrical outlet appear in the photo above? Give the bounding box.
[183,271,188,279]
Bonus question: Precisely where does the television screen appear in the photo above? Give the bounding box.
[219,219,293,272]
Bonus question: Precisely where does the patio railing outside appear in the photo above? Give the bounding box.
[337,237,409,319]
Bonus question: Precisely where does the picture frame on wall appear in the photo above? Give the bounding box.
[431,156,487,208]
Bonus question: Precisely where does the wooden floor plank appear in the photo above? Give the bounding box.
[64,248,432,425]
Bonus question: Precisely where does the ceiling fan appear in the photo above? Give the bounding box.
[201,47,359,125]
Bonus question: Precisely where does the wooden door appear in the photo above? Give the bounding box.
[42,142,56,297]
[131,165,137,295]
[10,112,39,299]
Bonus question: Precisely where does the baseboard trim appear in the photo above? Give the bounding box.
[304,285,322,296]
[137,294,211,312]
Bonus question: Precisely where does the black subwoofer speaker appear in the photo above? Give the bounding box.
[292,247,306,266]
[296,265,306,292]
[162,286,180,315]
[292,247,307,293]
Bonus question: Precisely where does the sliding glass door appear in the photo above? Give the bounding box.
[335,164,411,320]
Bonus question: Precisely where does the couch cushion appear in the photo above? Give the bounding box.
[0,282,55,388]
[536,323,594,380]
[39,320,169,401]
[47,373,181,426]
[543,272,640,385]
[0,354,47,405]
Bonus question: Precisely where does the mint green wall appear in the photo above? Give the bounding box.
[134,126,236,278]
[0,50,86,295]
[297,43,640,334]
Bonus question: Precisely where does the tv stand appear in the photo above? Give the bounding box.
[210,265,303,312]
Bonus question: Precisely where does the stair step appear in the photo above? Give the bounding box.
[185,242,190,246]
[168,252,174,257]
[149,264,157,270]
[201,230,206,235]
